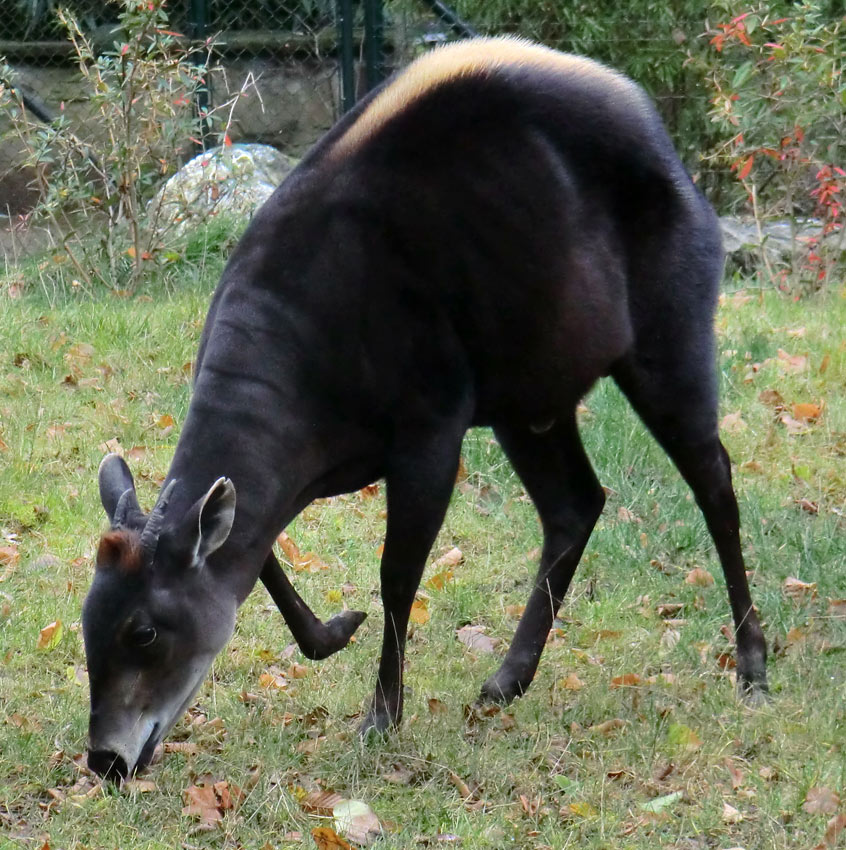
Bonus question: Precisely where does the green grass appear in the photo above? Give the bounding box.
[0,261,844,850]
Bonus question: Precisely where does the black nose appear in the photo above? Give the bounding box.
[87,749,129,781]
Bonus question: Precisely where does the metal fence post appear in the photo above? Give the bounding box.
[337,0,356,113]
[363,0,385,91]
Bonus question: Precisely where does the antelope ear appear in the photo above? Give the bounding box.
[189,478,236,565]
[98,454,142,528]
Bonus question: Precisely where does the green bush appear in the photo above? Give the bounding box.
[1,0,225,292]
[702,1,846,290]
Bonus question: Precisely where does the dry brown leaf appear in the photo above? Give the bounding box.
[410,597,430,625]
[0,545,19,567]
[792,402,822,423]
[656,602,684,618]
[804,786,841,815]
[617,506,640,523]
[783,576,817,600]
[36,620,63,651]
[426,569,454,591]
[311,826,353,850]
[288,662,309,679]
[724,758,745,789]
[258,669,288,689]
[277,531,302,563]
[828,599,846,618]
[685,568,715,587]
[182,783,222,824]
[796,498,820,514]
[433,547,463,569]
[358,483,380,499]
[163,741,199,756]
[610,673,641,688]
[505,604,526,618]
[447,771,485,810]
[519,793,542,816]
[777,348,808,373]
[722,801,743,823]
[301,789,345,815]
[124,778,157,793]
[780,413,809,435]
[814,813,846,849]
[456,624,498,654]
[557,673,585,691]
[589,717,626,736]
[156,413,176,430]
[428,697,448,715]
[759,388,786,410]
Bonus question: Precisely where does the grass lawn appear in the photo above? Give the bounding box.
[0,255,844,850]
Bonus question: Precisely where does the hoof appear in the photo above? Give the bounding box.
[301,610,367,661]
[737,677,769,707]
[358,708,398,740]
[478,674,524,706]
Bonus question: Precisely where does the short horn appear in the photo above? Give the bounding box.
[111,488,135,529]
[140,479,178,563]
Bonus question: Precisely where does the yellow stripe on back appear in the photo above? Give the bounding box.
[331,36,637,158]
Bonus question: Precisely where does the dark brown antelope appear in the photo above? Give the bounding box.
[82,36,768,781]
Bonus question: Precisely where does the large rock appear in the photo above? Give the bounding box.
[149,143,297,240]
[719,216,839,272]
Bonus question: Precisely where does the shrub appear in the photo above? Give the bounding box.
[703,2,846,290]
[1,0,226,292]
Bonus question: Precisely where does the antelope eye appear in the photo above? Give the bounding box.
[131,625,157,647]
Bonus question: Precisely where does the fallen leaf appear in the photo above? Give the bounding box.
[259,669,288,689]
[163,741,199,756]
[433,547,463,568]
[610,673,641,688]
[641,790,683,813]
[426,569,454,591]
[456,624,498,654]
[780,413,809,435]
[828,599,846,618]
[301,789,345,815]
[723,801,743,823]
[448,771,485,810]
[814,813,846,849]
[182,783,222,824]
[36,620,63,651]
[428,697,448,715]
[666,722,702,752]
[557,673,585,691]
[796,498,819,514]
[311,826,353,850]
[566,801,599,818]
[519,793,542,816]
[589,717,625,736]
[777,349,808,373]
[124,778,157,793]
[410,597,430,625]
[358,483,380,499]
[505,604,525,618]
[156,413,175,430]
[685,568,715,587]
[783,576,817,600]
[804,787,841,815]
[333,798,383,845]
[277,531,302,563]
[759,388,786,409]
[617,506,640,523]
[288,662,309,679]
[657,602,684,618]
[792,402,822,423]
